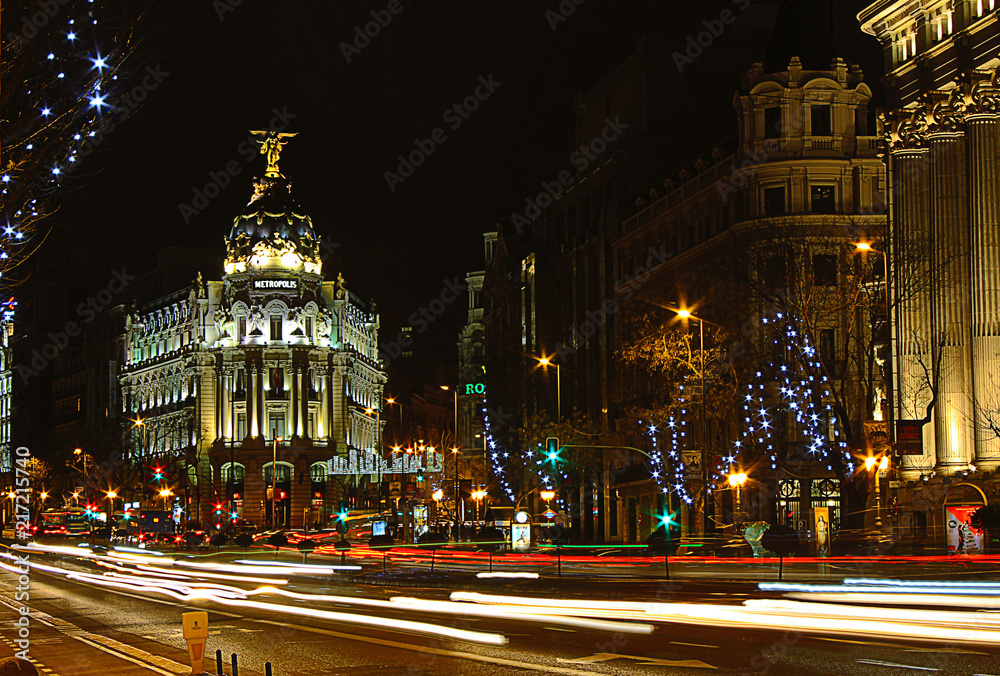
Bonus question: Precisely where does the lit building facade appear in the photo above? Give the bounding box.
[614,57,887,538]
[121,134,390,529]
[861,0,1000,545]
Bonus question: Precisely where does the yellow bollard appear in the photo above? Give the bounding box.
[181,611,209,674]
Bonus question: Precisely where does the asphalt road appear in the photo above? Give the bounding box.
[2,559,999,676]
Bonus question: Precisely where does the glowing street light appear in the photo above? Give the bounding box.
[540,490,556,501]
[432,489,444,501]
[536,356,561,420]
[728,472,747,530]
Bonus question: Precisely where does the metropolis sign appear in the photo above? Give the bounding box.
[252,278,299,291]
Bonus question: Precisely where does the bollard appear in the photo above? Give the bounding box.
[216,649,223,675]
[265,663,273,676]
[231,652,239,676]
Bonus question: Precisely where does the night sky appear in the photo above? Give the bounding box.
[39,0,882,361]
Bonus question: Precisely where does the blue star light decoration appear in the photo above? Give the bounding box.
[1,1,150,292]
[719,312,849,483]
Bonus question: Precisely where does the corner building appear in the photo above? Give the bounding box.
[121,139,386,528]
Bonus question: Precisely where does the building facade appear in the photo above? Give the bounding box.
[614,56,887,540]
[861,0,1000,548]
[121,135,393,529]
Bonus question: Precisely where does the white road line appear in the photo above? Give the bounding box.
[253,618,603,675]
[856,659,940,671]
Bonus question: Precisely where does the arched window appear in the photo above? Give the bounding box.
[309,462,327,482]
[263,461,293,484]
[221,462,246,484]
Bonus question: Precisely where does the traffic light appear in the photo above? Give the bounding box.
[545,437,561,464]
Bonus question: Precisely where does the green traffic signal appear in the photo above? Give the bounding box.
[545,436,561,463]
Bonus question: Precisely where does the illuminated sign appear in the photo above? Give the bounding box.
[252,278,299,291]
[463,382,486,396]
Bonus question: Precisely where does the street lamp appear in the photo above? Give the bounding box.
[537,357,561,421]
[159,488,173,510]
[865,455,889,528]
[856,240,894,457]
[271,432,283,529]
[728,472,747,529]
[451,446,461,541]
[471,489,487,524]
[540,490,556,501]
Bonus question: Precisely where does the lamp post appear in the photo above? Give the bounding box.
[471,489,487,525]
[159,488,172,511]
[537,357,561,421]
[856,241,894,459]
[640,299,723,534]
[865,455,889,529]
[728,472,747,530]
[451,447,460,541]
[271,431,282,529]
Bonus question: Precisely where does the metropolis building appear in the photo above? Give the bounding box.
[121,134,389,529]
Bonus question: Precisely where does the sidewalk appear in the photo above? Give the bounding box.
[0,597,261,676]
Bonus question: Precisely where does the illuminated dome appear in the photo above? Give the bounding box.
[223,131,322,275]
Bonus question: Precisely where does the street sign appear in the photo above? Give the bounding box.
[542,509,557,520]
[896,420,924,455]
[181,611,209,674]
[389,482,402,498]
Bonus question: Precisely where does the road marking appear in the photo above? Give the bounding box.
[815,637,987,655]
[254,618,601,675]
[856,659,940,671]
[0,594,189,675]
[543,626,576,632]
[557,652,716,669]
[0,633,62,674]
[671,641,718,648]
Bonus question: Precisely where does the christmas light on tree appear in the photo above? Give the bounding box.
[1,1,155,291]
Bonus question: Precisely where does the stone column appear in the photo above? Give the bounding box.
[300,365,310,440]
[221,368,231,441]
[248,358,258,439]
[331,356,349,451]
[317,366,329,441]
[968,112,1000,465]
[291,363,299,439]
[256,357,265,440]
[214,361,223,442]
[929,130,974,469]
[892,147,936,475]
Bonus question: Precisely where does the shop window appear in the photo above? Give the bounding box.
[270,315,282,341]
